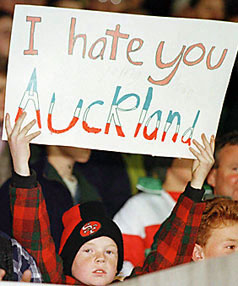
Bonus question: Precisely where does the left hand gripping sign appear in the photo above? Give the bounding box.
[4,5,238,158]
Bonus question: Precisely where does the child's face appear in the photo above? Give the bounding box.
[203,223,238,258]
[209,145,238,200]
[59,146,91,163]
[71,236,118,286]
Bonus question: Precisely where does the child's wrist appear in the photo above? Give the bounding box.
[190,178,204,189]
[13,163,30,176]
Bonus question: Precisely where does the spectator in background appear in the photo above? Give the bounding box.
[207,131,238,200]
[79,150,136,218]
[113,157,193,276]
[78,152,187,218]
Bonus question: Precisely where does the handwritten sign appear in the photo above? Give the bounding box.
[3,5,238,158]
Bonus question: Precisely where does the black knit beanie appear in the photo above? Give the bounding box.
[59,201,123,277]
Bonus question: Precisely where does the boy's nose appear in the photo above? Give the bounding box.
[95,253,105,263]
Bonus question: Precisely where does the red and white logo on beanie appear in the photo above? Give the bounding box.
[80,221,102,237]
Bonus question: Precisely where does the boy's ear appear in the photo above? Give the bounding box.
[192,243,205,261]
[207,168,217,188]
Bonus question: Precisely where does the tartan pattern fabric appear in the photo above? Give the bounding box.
[10,174,205,283]
[130,184,206,277]
[10,184,68,284]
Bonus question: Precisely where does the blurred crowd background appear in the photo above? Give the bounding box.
[0,0,237,216]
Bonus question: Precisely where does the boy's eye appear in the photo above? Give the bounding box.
[106,249,117,255]
[106,250,114,255]
[84,249,93,253]
[226,245,235,250]
[231,166,238,172]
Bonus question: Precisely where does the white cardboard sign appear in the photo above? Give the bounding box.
[3,5,238,158]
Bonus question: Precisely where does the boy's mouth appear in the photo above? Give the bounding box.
[93,269,107,275]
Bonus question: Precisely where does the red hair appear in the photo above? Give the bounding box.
[197,197,238,247]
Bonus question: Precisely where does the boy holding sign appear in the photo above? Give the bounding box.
[7,112,214,285]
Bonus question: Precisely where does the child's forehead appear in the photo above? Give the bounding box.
[209,222,238,240]
[81,236,117,248]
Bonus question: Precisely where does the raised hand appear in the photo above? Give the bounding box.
[189,133,215,189]
[5,112,41,176]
